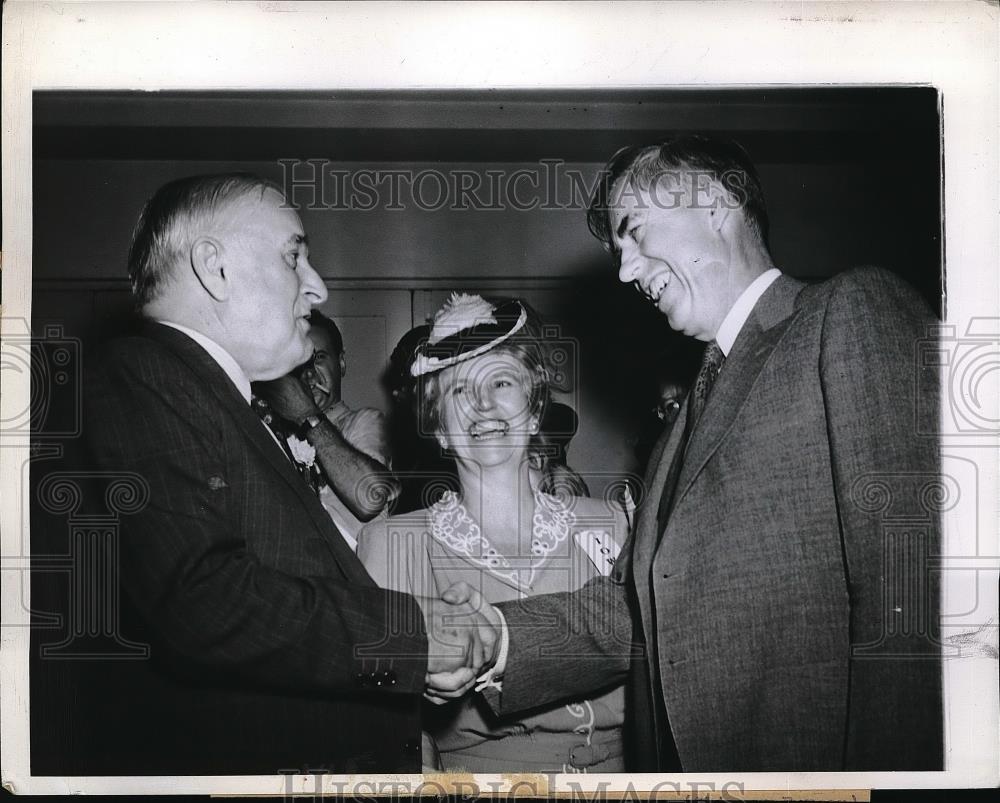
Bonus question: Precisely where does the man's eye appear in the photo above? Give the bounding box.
[285,251,299,268]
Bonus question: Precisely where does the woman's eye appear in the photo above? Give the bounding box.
[451,385,465,396]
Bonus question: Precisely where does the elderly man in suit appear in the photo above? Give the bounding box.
[463,136,942,772]
[85,174,495,774]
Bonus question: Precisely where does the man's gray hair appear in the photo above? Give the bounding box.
[127,173,282,307]
[587,135,770,254]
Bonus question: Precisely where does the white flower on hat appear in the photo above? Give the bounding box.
[411,293,528,377]
[428,293,497,344]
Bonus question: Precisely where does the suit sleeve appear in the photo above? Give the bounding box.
[819,267,943,769]
[85,343,428,696]
[488,496,637,715]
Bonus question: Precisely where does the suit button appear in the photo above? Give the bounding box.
[355,672,368,688]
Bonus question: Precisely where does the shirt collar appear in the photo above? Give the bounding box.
[156,320,252,404]
[714,268,782,356]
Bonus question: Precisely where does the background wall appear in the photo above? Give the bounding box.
[32,88,941,497]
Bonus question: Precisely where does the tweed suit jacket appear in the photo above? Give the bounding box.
[84,322,428,774]
[495,267,942,771]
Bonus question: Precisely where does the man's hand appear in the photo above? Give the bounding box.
[423,666,478,706]
[418,587,499,677]
[254,372,319,426]
[423,582,503,704]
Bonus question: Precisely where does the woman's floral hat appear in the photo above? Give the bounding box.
[410,293,528,377]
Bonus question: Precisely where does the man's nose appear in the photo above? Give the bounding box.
[300,259,328,306]
[617,244,642,284]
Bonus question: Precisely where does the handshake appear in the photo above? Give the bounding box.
[418,582,504,704]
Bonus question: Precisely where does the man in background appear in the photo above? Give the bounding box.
[302,310,395,548]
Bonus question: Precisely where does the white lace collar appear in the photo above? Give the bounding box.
[428,490,575,593]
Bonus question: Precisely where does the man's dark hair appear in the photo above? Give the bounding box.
[307,309,344,355]
[586,135,769,253]
[127,173,280,307]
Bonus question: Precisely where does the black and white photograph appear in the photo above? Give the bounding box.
[2,1,997,797]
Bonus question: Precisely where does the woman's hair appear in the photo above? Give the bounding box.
[417,299,552,470]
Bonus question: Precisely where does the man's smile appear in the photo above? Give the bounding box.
[639,271,672,304]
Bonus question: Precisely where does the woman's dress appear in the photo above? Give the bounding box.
[358,489,629,773]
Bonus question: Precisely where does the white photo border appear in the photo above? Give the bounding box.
[2,0,997,795]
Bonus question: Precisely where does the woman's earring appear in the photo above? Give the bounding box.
[530,418,539,434]
[437,435,448,450]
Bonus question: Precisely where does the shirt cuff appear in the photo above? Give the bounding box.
[474,607,509,693]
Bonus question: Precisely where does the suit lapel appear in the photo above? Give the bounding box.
[634,409,686,576]
[142,323,367,581]
[671,275,805,513]
[630,404,689,651]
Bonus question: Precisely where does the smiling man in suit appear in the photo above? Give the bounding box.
[85,174,495,774]
[476,136,942,771]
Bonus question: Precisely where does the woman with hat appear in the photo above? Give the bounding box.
[358,293,628,773]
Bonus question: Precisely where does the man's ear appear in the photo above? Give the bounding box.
[706,182,733,233]
[190,237,230,301]
[339,352,347,378]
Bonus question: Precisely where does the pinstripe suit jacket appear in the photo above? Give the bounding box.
[84,322,427,774]
[494,267,943,771]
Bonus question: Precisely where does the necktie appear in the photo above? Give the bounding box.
[685,340,725,435]
[655,340,725,531]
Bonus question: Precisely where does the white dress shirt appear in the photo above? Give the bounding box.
[714,268,782,356]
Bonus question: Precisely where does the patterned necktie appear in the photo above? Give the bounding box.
[684,340,725,436]
[656,340,726,531]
